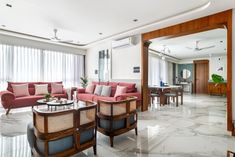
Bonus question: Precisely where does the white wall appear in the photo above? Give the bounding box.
[178,55,227,80]
[86,35,141,82]
[111,36,141,80]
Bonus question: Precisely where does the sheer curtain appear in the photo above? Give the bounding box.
[148,53,170,86]
[0,44,84,90]
[0,45,13,89]
[12,46,42,82]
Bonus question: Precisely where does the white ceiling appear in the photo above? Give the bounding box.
[150,28,227,60]
[0,0,234,47]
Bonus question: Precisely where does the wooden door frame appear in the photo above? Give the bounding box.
[193,60,209,94]
[141,10,233,131]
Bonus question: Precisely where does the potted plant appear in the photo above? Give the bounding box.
[80,76,88,88]
[44,93,52,102]
[211,74,224,86]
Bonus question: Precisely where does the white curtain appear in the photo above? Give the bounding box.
[12,46,42,82]
[0,45,13,89]
[148,53,170,86]
[0,44,84,90]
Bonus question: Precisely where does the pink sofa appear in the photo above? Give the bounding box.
[0,81,68,114]
[76,82,141,107]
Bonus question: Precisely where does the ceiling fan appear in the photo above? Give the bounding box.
[50,29,74,43]
[186,41,215,51]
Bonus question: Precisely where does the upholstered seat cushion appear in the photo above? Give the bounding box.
[13,95,44,108]
[36,136,74,155]
[80,129,94,144]
[27,122,35,149]
[165,93,177,97]
[99,115,135,131]
[77,93,95,102]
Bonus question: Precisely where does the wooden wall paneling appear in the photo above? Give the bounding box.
[141,10,233,131]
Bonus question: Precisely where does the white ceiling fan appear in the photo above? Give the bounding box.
[186,41,215,51]
[50,29,74,43]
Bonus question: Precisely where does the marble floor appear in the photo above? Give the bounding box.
[0,94,235,157]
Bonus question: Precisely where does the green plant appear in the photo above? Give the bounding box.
[212,74,224,83]
[80,76,88,88]
[44,93,52,100]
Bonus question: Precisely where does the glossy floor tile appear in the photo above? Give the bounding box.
[0,94,234,157]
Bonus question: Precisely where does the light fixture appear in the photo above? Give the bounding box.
[6,4,12,7]
[133,19,138,22]
[1,25,6,28]
[99,33,103,35]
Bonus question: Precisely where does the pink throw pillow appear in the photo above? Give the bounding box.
[85,84,95,94]
[51,83,63,94]
[12,84,30,97]
[114,86,127,97]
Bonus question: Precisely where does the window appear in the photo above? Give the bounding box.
[0,44,84,90]
[148,53,171,86]
[98,49,110,82]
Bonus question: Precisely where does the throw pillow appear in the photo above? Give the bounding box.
[101,85,112,97]
[35,84,48,95]
[12,84,30,97]
[114,85,127,97]
[51,83,63,94]
[85,84,95,94]
[94,85,103,95]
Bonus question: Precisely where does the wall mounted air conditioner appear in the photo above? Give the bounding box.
[112,37,134,49]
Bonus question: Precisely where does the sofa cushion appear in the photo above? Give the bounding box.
[93,95,117,102]
[13,95,44,108]
[101,85,111,97]
[94,85,103,95]
[114,85,127,97]
[12,84,30,98]
[52,93,67,99]
[51,83,63,94]
[85,84,95,94]
[108,82,118,97]
[77,93,95,102]
[35,84,48,95]
[118,82,136,93]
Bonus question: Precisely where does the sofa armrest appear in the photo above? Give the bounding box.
[0,91,15,109]
[77,88,85,94]
[115,92,141,101]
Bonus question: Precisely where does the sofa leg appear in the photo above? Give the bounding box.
[135,127,138,136]
[110,136,114,147]
[6,108,11,115]
[93,145,97,155]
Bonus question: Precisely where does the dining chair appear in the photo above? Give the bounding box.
[164,88,179,107]
[149,88,161,107]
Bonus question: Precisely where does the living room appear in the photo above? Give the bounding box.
[1,0,235,157]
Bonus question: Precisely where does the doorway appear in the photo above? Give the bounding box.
[141,10,232,131]
[194,60,209,94]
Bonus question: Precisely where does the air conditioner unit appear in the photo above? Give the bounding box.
[112,37,134,49]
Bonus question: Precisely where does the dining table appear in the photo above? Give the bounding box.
[148,85,182,106]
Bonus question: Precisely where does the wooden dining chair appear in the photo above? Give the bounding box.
[164,88,179,107]
[149,88,161,107]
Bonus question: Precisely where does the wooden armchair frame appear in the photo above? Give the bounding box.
[97,97,138,147]
[31,102,97,157]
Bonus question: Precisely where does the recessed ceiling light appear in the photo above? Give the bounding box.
[1,25,6,27]
[133,19,138,22]
[6,4,12,7]
[99,33,103,35]
[220,40,223,43]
